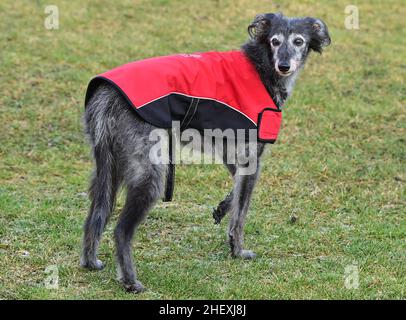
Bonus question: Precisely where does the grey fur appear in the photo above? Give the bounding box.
[81,13,330,293]
[81,85,167,292]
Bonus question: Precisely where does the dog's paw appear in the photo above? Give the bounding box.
[81,258,104,271]
[240,250,256,260]
[212,207,226,224]
[123,281,146,294]
[233,250,256,260]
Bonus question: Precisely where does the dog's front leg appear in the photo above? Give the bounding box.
[213,190,233,224]
[213,163,236,224]
[228,142,264,259]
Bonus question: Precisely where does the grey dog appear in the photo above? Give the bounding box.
[81,13,331,293]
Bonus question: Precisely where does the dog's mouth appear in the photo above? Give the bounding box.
[276,70,294,77]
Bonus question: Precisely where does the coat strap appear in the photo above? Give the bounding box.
[163,130,175,202]
[164,97,199,202]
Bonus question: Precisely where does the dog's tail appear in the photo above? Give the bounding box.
[83,84,121,249]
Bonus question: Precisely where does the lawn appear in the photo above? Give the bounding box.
[0,0,405,299]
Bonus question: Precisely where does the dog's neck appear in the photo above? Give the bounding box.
[241,41,299,109]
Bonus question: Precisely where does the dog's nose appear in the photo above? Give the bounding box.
[278,63,290,73]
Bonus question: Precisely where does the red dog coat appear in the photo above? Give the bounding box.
[86,50,282,143]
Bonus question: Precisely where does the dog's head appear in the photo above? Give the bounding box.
[248,13,331,77]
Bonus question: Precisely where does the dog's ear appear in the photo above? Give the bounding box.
[305,17,331,53]
[247,13,276,42]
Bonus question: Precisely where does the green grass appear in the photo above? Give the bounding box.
[0,0,405,299]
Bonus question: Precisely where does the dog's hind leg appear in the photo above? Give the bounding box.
[114,163,165,293]
[81,145,121,270]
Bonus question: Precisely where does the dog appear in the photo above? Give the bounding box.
[81,12,331,293]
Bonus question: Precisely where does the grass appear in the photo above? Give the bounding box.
[0,0,405,299]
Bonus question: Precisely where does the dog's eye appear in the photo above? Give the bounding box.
[271,38,281,46]
[293,38,304,46]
